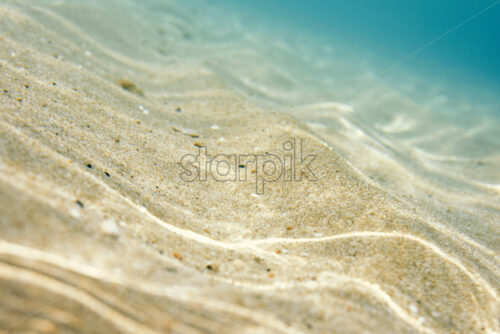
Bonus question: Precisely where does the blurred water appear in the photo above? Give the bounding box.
[213,0,500,104]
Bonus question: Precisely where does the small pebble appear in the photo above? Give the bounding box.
[139,105,149,115]
[100,219,120,237]
[117,78,144,96]
[69,207,81,218]
[206,263,219,272]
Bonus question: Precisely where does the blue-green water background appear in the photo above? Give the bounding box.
[215,0,500,107]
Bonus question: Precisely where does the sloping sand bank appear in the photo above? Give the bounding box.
[0,1,498,333]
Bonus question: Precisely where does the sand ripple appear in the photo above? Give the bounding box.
[0,0,498,333]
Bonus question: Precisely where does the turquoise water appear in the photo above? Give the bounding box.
[214,0,500,104]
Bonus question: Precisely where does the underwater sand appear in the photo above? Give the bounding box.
[0,0,498,333]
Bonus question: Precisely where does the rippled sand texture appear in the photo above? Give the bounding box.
[0,0,499,333]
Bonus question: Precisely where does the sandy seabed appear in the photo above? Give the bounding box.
[0,0,498,333]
